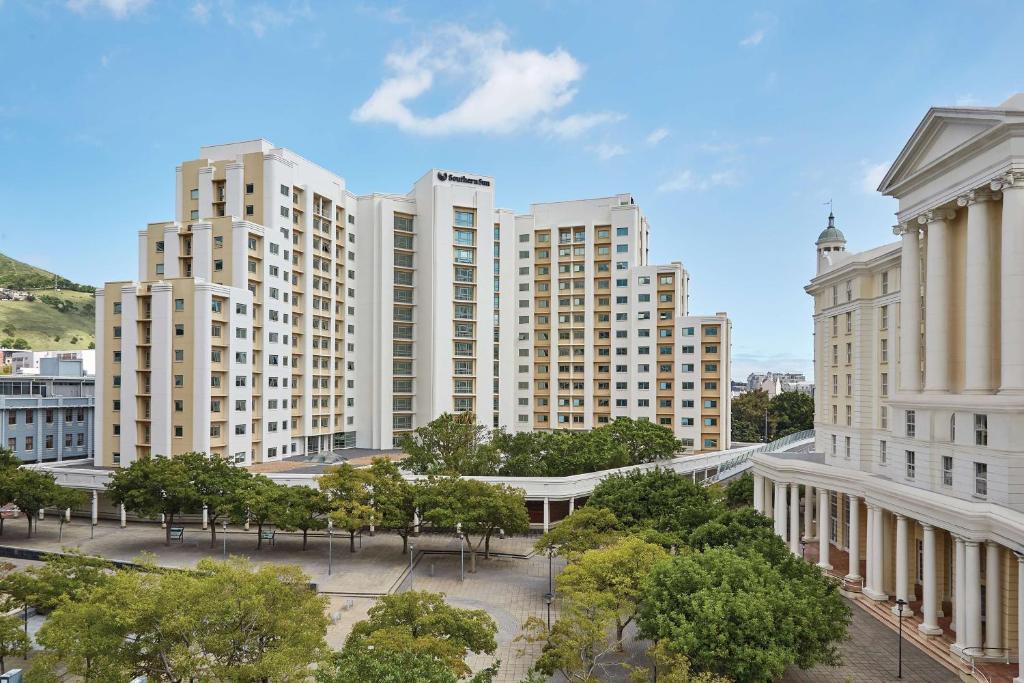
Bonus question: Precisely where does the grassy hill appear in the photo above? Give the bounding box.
[0,252,95,350]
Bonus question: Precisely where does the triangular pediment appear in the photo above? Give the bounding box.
[878,111,1005,195]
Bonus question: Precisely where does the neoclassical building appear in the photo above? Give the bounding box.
[753,93,1024,680]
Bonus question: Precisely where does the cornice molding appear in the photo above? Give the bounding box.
[917,208,957,225]
[956,188,1001,206]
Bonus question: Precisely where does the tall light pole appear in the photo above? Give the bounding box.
[544,543,557,630]
[408,542,416,571]
[458,531,465,582]
[895,598,907,679]
[222,519,228,559]
[328,523,334,577]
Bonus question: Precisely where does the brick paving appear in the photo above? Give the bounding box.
[784,599,959,682]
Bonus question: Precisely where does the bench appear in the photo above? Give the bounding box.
[168,527,184,543]
[259,529,276,547]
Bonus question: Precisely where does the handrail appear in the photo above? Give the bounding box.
[958,645,1012,683]
[702,429,815,485]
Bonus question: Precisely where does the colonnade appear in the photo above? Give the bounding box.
[754,473,1024,677]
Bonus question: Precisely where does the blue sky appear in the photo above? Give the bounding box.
[1,0,1023,379]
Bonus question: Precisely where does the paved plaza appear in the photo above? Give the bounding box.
[0,516,966,682]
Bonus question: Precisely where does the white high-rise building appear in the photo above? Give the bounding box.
[96,141,731,467]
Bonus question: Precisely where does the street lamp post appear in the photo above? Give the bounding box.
[544,543,557,631]
[409,542,416,571]
[544,592,553,631]
[895,598,907,679]
[328,524,334,577]
[222,519,228,559]
[458,532,465,582]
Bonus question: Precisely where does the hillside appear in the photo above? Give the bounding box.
[0,252,95,350]
[0,251,95,292]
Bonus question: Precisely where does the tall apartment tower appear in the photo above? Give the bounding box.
[96,141,731,466]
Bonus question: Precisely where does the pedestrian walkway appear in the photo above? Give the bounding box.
[784,598,959,682]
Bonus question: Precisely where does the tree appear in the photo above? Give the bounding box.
[557,536,668,648]
[521,607,619,683]
[399,412,499,476]
[345,591,498,679]
[587,469,722,547]
[228,474,286,550]
[273,485,330,550]
[319,463,373,552]
[492,429,548,477]
[367,457,419,553]
[723,472,754,509]
[602,417,681,465]
[2,468,67,537]
[628,641,729,683]
[533,506,622,560]
[32,557,329,682]
[316,648,462,683]
[107,454,201,546]
[769,390,814,438]
[179,451,251,547]
[636,546,849,682]
[419,478,529,572]
[731,389,770,442]
[18,551,112,612]
[0,614,29,673]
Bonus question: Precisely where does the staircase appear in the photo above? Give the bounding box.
[852,593,976,680]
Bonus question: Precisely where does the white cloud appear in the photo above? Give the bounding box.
[860,160,890,194]
[955,94,981,107]
[540,112,624,139]
[353,25,585,136]
[66,0,149,18]
[190,1,210,23]
[588,143,626,160]
[658,169,738,193]
[646,127,670,145]
[740,29,765,47]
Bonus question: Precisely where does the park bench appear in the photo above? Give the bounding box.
[168,527,184,543]
[259,529,276,547]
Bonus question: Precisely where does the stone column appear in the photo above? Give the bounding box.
[543,497,550,533]
[985,542,1003,652]
[959,191,998,392]
[893,514,914,615]
[995,173,1024,393]
[817,489,831,570]
[846,495,861,582]
[864,505,888,601]
[91,489,98,526]
[765,479,774,517]
[753,473,764,513]
[568,497,575,514]
[954,537,966,643]
[789,484,801,554]
[1014,553,1024,683]
[896,223,922,392]
[921,209,956,392]
[774,483,786,538]
[965,540,983,650]
[804,486,815,540]
[919,524,942,635]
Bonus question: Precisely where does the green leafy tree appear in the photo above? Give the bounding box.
[228,473,286,550]
[419,478,529,572]
[19,551,112,611]
[731,389,770,442]
[723,472,754,508]
[628,641,729,683]
[31,557,329,682]
[0,613,29,672]
[273,485,330,550]
[521,606,618,683]
[492,428,548,477]
[769,390,814,437]
[533,506,622,560]
[367,457,419,553]
[602,417,681,465]
[316,648,463,683]
[557,536,668,647]
[3,468,67,537]
[399,412,499,475]
[587,469,722,547]
[179,451,251,547]
[345,591,498,679]
[637,546,849,682]
[319,463,373,552]
[106,454,201,545]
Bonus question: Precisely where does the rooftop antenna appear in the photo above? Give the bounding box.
[823,198,833,215]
